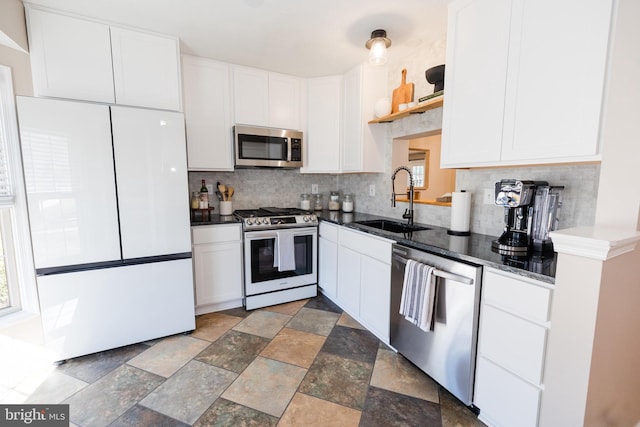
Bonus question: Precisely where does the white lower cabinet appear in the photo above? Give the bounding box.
[333,226,393,343]
[318,222,339,299]
[192,223,243,314]
[359,255,392,341]
[474,267,553,427]
[475,357,541,427]
[336,245,362,315]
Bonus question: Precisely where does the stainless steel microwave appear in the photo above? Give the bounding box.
[234,125,303,168]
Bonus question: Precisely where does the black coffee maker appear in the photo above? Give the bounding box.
[492,179,546,256]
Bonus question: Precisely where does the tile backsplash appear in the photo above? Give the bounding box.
[188,170,337,211]
[188,159,599,238]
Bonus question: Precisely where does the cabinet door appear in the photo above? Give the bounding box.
[233,66,269,127]
[479,305,547,384]
[303,76,342,173]
[359,255,391,341]
[182,55,233,171]
[318,237,338,299]
[336,245,361,315]
[341,65,363,172]
[110,27,182,111]
[111,107,191,259]
[17,97,121,268]
[440,0,512,167]
[193,241,243,307]
[269,73,302,130]
[500,0,612,162]
[38,259,194,361]
[26,7,115,103]
[359,63,387,173]
[475,357,541,427]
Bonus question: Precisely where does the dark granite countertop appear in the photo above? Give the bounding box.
[316,210,556,284]
[190,213,241,227]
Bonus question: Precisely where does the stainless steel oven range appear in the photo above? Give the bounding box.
[234,207,318,310]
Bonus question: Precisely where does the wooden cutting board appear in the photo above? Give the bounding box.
[391,69,414,113]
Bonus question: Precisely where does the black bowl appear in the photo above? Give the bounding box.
[425,64,445,93]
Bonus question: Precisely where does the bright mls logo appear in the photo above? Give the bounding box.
[1,405,68,426]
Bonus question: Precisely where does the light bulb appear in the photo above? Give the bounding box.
[369,38,388,65]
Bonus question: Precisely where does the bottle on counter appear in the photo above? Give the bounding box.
[199,179,209,209]
[329,191,340,211]
[190,192,199,209]
[342,194,354,212]
[300,193,311,211]
[313,194,323,211]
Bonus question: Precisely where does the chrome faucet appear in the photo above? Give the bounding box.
[391,166,414,225]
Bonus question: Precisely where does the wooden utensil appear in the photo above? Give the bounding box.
[391,69,414,113]
[227,186,234,200]
[217,183,226,201]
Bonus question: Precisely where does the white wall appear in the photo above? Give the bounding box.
[595,0,640,230]
[0,1,32,95]
[586,0,640,424]
[0,0,28,52]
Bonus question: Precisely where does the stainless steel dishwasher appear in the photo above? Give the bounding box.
[390,243,483,406]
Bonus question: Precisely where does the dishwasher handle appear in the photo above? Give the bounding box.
[393,252,475,286]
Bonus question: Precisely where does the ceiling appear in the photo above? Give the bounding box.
[22,0,450,77]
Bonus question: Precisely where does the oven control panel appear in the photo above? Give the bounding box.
[243,214,318,230]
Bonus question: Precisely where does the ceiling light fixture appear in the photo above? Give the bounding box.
[366,29,392,66]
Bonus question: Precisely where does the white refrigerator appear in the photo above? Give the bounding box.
[17,96,195,361]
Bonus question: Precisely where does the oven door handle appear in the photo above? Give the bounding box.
[245,227,317,240]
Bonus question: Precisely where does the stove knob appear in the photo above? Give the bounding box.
[303,215,310,222]
[262,218,270,225]
[311,215,317,221]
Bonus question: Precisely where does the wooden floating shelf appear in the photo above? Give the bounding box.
[368,95,444,124]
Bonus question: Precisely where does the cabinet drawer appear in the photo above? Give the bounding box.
[319,222,339,242]
[479,305,547,384]
[483,269,551,322]
[192,224,241,244]
[338,228,392,264]
[475,357,540,427]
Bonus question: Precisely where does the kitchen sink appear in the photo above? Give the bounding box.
[355,219,431,233]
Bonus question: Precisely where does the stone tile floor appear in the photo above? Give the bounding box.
[6,294,486,426]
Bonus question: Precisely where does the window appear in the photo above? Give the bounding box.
[408,149,428,188]
[0,65,37,317]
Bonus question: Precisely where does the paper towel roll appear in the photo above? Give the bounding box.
[448,191,471,235]
[449,235,470,253]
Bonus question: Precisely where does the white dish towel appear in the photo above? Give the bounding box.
[399,259,437,332]
[273,231,296,272]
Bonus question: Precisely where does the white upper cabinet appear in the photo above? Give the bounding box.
[440,0,510,166]
[110,27,182,111]
[233,66,269,127]
[441,0,613,168]
[26,7,115,103]
[182,55,233,171]
[342,63,387,173]
[25,6,182,111]
[303,63,387,174]
[233,66,303,130]
[303,75,342,173]
[268,72,303,130]
[500,0,612,162]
